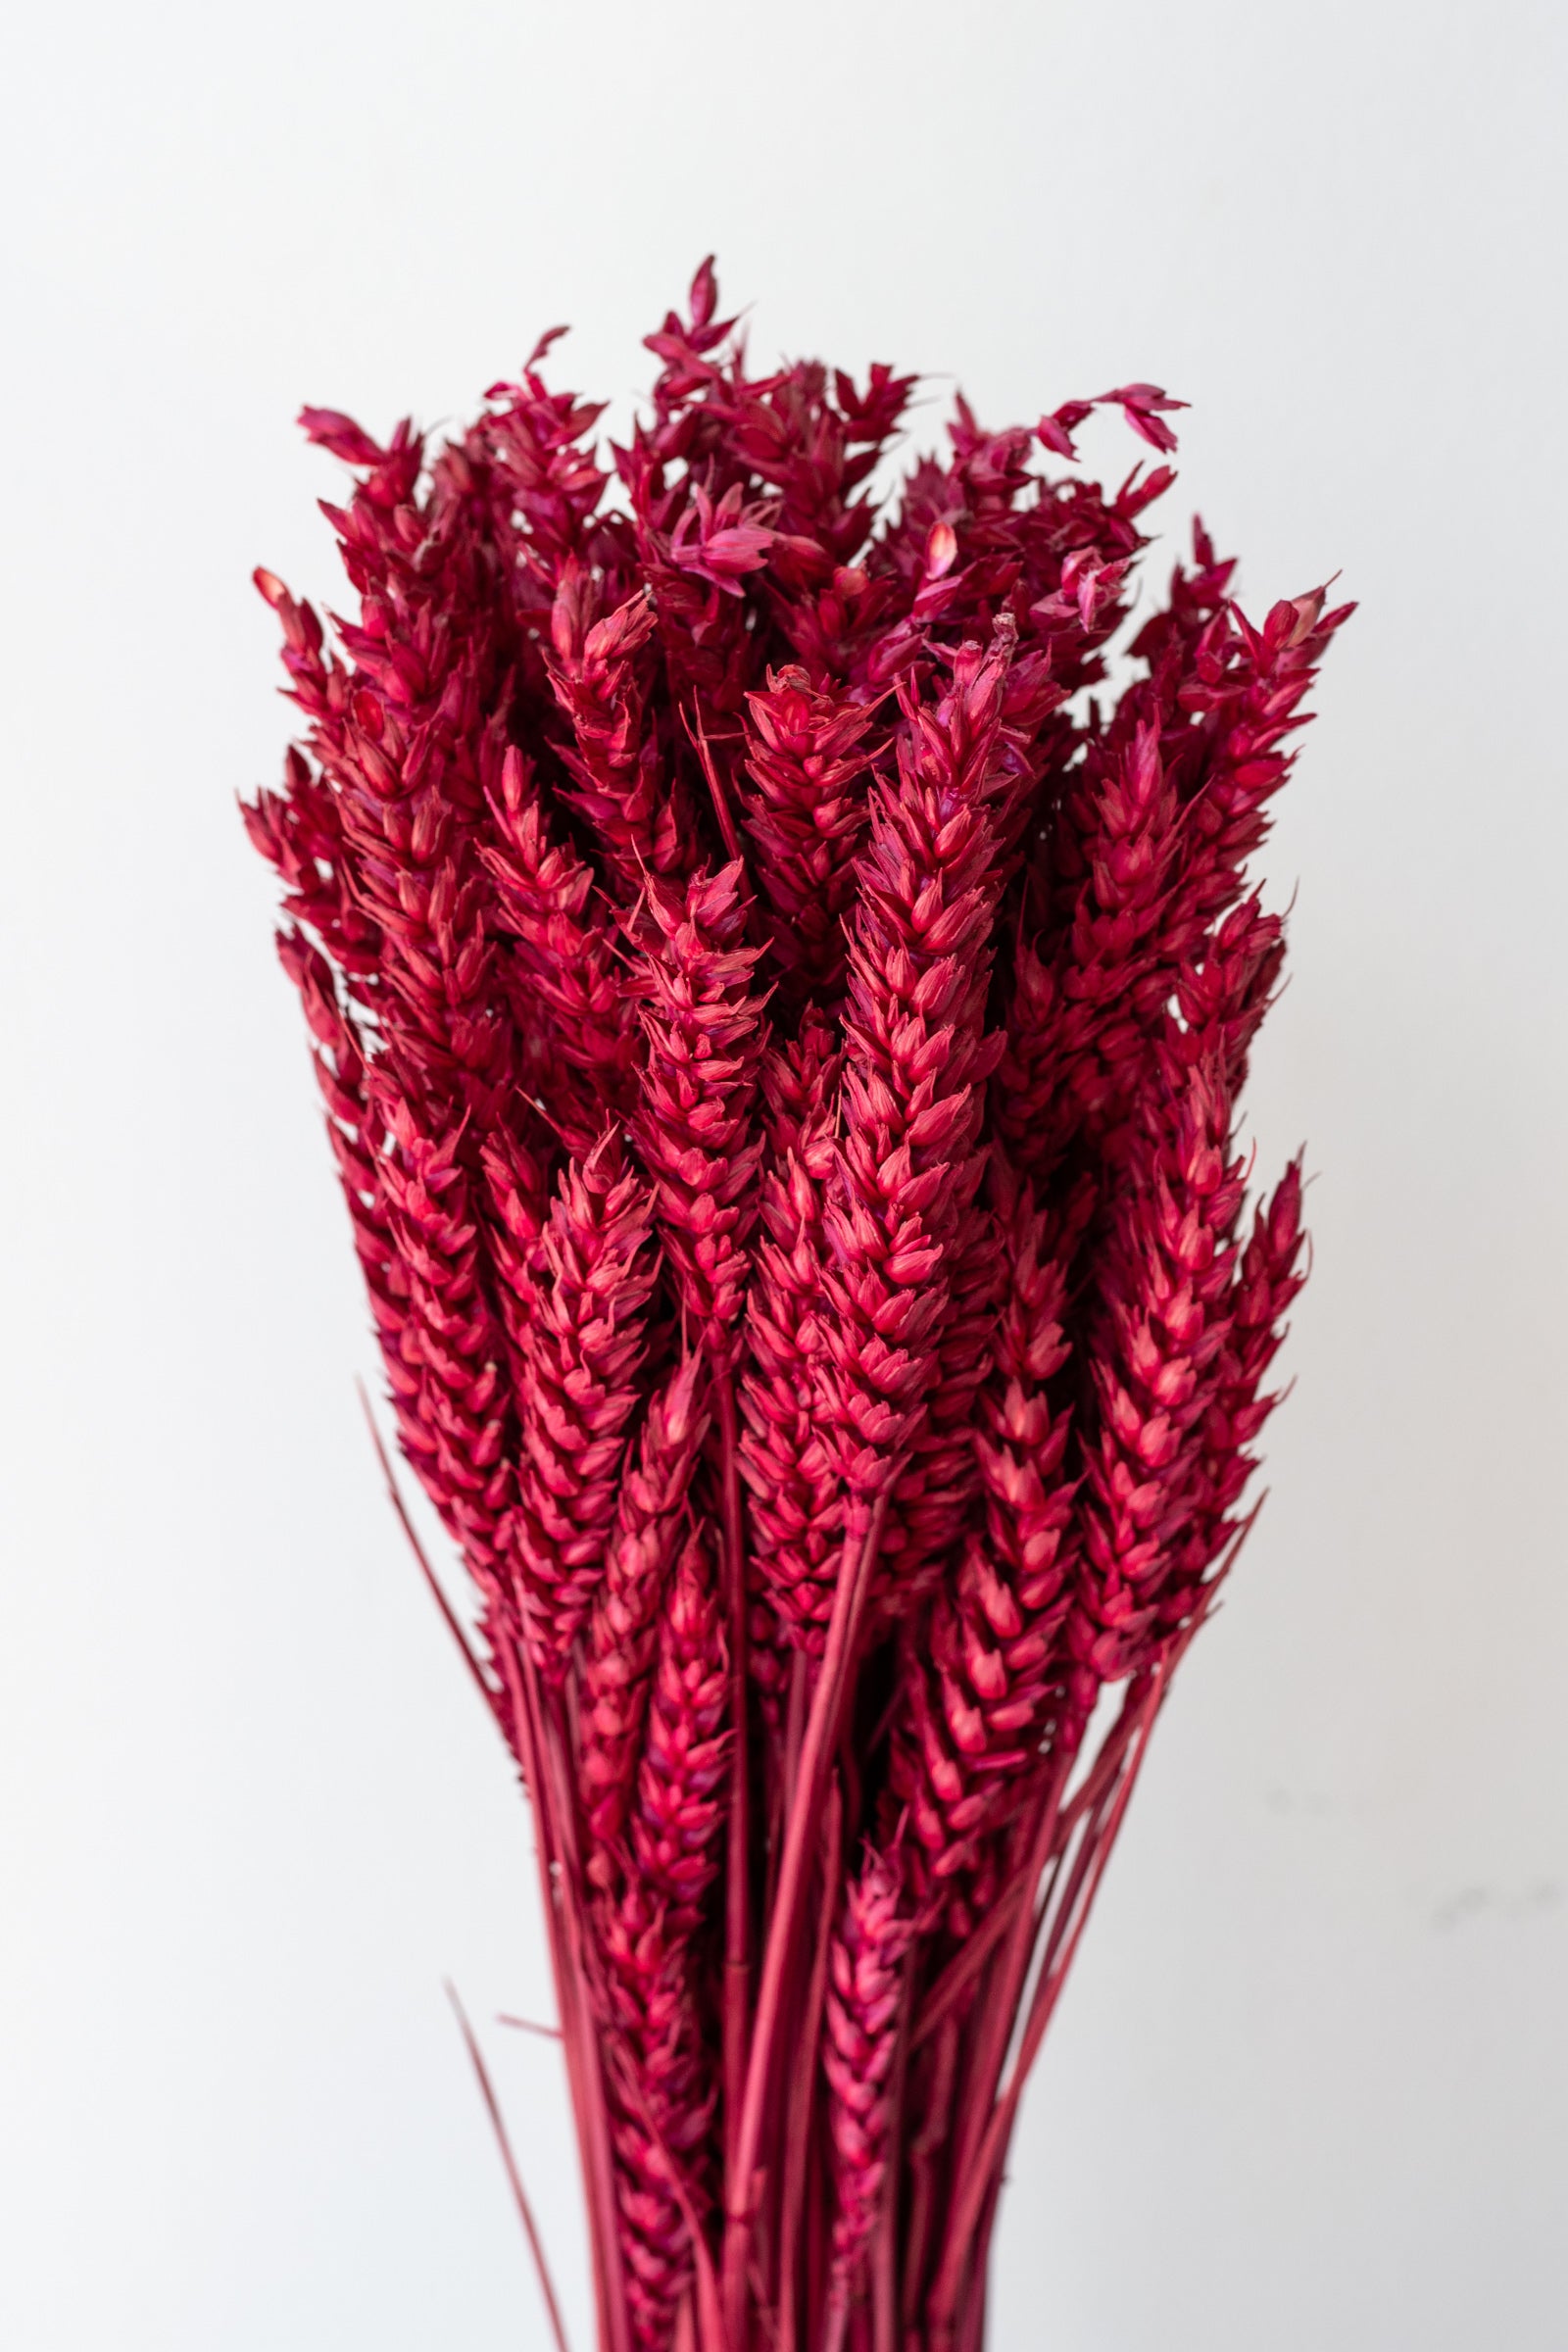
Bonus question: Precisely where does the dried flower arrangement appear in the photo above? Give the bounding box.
[245,259,1348,2352]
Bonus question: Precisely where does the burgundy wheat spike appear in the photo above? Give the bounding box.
[472,337,618,599]
[600,1884,717,2352]
[1071,1062,1250,1706]
[601,1529,730,2350]
[822,1843,914,2350]
[547,566,689,892]
[630,860,769,1370]
[247,257,1345,2352]
[481,741,642,1139]
[891,1174,1079,1931]
[629,1528,732,1926]
[507,1134,659,1674]
[582,1357,710,1873]
[735,666,881,1007]
[1157,1154,1307,1637]
[995,717,1182,1187]
[815,631,1017,1610]
[373,1090,515,1585]
[738,1017,843,1673]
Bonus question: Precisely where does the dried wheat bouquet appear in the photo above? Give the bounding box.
[246,260,1347,2352]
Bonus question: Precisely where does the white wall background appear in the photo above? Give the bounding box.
[2,3,1564,2345]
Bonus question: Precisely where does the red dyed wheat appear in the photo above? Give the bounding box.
[247,259,1347,2352]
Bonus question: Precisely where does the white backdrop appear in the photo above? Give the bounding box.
[2,4,1564,2346]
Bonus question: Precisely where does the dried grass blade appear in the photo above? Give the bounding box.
[447,1982,573,2352]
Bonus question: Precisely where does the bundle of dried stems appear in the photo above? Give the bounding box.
[246,260,1346,2352]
